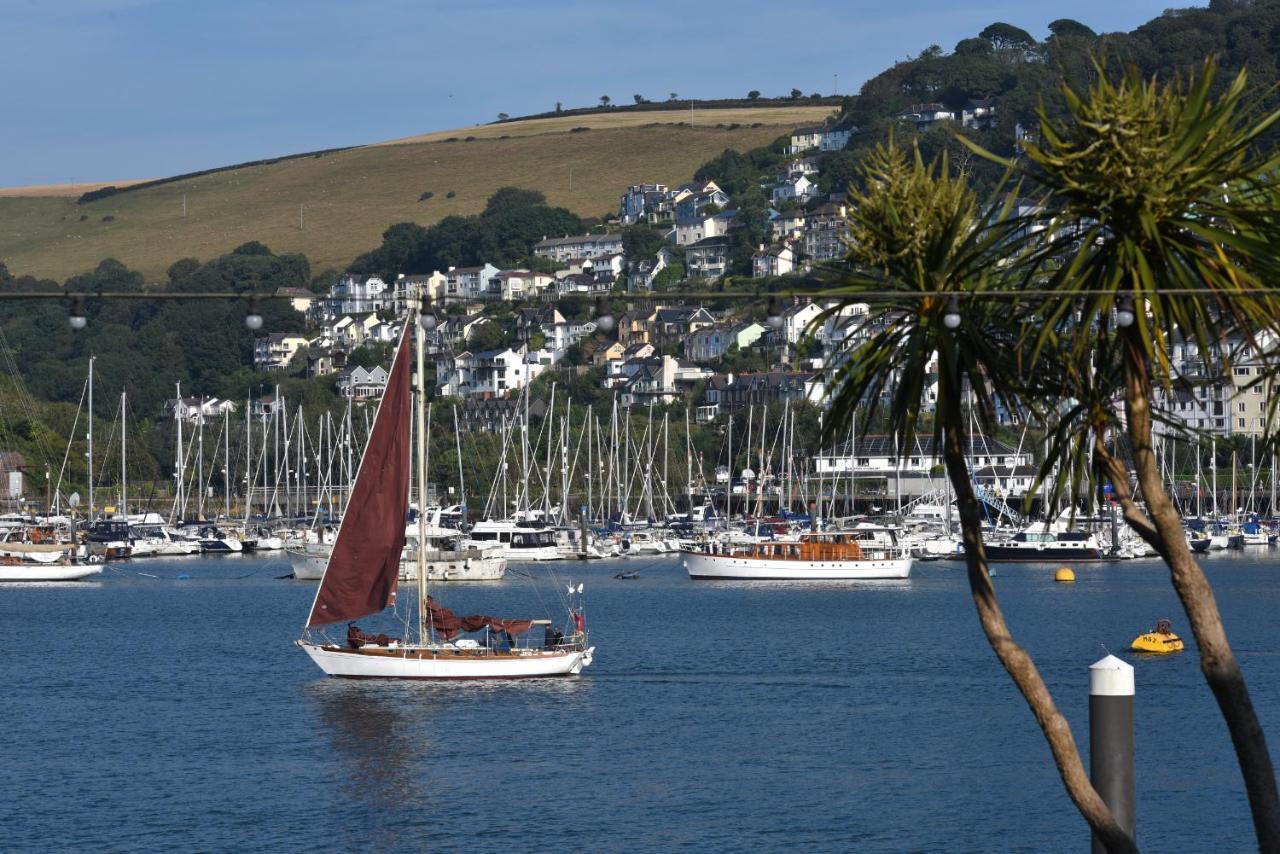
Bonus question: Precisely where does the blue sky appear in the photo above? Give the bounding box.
[2,0,1179,187]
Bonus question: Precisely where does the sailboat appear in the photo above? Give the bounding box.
[296,310,593,679]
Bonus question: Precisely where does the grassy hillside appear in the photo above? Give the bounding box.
[0,106,833,282]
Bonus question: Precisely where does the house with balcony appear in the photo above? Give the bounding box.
[445,263,501,300]
[335,365,390,400]
[254,332,310,371]
[533,233,624,264]
[331,275,390,314]
[685,235,733,279]
[804,203,849,262]
[619,355,711,407]
[436,345,554,399]
[492,269,555,301]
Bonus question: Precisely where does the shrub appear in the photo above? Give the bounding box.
[419,191,435,202]
[446,190,456,198]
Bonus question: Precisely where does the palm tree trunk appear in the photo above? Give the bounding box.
[1119,337,1280,849]
[939,388,1136,852]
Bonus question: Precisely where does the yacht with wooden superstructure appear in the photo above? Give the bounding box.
[682,527,912,580]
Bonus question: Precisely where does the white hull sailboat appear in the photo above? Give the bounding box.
[0,562,102,582]
[298,305,592,680]
[298,639,592,679]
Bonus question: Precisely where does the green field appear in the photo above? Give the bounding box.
[0,107,834,282]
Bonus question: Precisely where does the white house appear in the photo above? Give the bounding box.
[770,174,819,205]
[394,272,448,310]
[674,210,734,247]
[492,270,555,301]
[898,103,956,130]
[804,202,848,262]
[274,287,315,313]
[254,332,309,371]
[618,183,670,225]
[629,246,677,291]
[780,301,824,344]
[962,98,997,130]
[167,397,239,424]
[533,233,624,264]
[436,345,554,398]
[752,244,797,278]
[787,123,854,154]
[331,275,389,314]
[445,264,501,300]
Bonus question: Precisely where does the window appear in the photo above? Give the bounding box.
[1235,367,1250,376]
[1240,418,1246,428]
[1240,403,1247,413]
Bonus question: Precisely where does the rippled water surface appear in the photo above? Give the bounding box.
[3,551,1279,851]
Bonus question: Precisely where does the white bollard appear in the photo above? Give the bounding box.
[1090,654,1136,852]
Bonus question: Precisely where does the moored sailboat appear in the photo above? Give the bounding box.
[296,306,592,679]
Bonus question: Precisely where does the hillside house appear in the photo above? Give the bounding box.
[780,301,824,344]
[752,244,797,278]
[629,246,677,292]
[654,306,716,341]
[254,332,310,371]
[493,269,555,301]
[674,186,731,222]
[619,355,712,407]
[167,397,239,424]
[771,209,808,242]
[618,183,670,225]
[534,233,624,264]
[445,264,501,300]
[393,272,448,309]
[962,98,997,130]
[459,397,549,432]
[603,343,659,386]
[590,340,627,366]
[436,345,553,399]
[618,308,659,346]
[335,365,390,400]
[705,371,825,410]
[771,174,819,205]
[331,275,389,314]
[898,103,955,130]
[684,321,766,362]
[787,123,854,154]
[685,235,733,280]
[675,210,735,246]
[804,203,849,262]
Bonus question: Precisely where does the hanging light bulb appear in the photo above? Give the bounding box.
[68,295,87,331]
[594,296,615,332]
[244,296,264,330]
[942,295,961,330]
[1115,293,1136,328]
[766,295,785,329]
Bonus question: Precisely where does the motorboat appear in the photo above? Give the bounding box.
[683,526,912,580]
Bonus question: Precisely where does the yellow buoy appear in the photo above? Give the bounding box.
[1131,619,1184,654]
[1055,567,1076,583]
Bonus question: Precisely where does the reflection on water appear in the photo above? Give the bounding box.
[305,674,593,812]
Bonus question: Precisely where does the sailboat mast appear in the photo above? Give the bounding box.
[415,302,430,645]
[452,404,465,524]
[224,408,231,520]
[174,382,184,523]
[88,355,95,519]
[120,391,127,518]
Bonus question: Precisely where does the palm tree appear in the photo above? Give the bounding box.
[821,138,1137,851]
[976,59,1280,847]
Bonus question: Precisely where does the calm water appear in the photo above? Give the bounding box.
[3,551,1279,851]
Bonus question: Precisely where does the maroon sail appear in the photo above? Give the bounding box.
[306,324,412,627]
